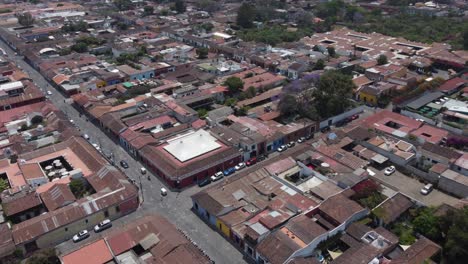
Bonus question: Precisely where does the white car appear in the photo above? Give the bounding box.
[210,171,224,182]
[235,162,246,170]
[297,137,306,143]
[82,134,90,140]
[277,145,287,152]
[94,219,112,233]
[384,166,396,176]
[46,90,52,95]
[92,143,101,151]
[420,184,433,195]
[72,230,89,242]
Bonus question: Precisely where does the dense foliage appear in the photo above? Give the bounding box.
[238,26,312,46]
[224,77,244,94]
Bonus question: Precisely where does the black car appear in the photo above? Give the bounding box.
[120,160,129,169]
[198,177,211,187]
[320,126,331,133]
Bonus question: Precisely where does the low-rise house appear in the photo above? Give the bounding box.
[372,193,414,227]
[60,214,212,264]
[116,64,155,81]
[358,82,396,106]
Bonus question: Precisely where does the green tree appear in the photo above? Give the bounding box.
[31,115,43,125]
[197,0,219,13]
[197,108,208,119]
[196,47,209,59]
[463,28,468,50]
[224,97,237,106]
[314,70,355,118]
[327,46,336,57]
[17,12,34,27]
[114,0,132,11]
[237,3,256,28]
[246,86,257,98]
[412,207,441,241]
[439,206,468,264]
[71,42,88,53]
[27,249,59,264]
[278,94,298,118]
[116,22,129,30]
[314,59,325,70]
[377,54,388,65]
[224,76,244,94]
[69,179,85,198]
[143,6,154,16]
[0,178,9,192]
[200,22,214,33]
[174,0,186,13]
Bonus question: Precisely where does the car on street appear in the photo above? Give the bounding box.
[420,184,433,195]
[92,143,100,151]
[277,145,287,152]
[297,137,306,143]
[210,171,224,182]
[384,166,396,176]
[198,177,211,187]
[82,134,90,140]
[246,157,257,166]
[46,90,52,95]
[235,162,246,170]
[258,154,267,162]
[287,141,295,148]
[223,167,236,176]
[320,127,331,133]
[120,160,129,169]
[160,187,168,196]
[72,230,89,243]
[94,219,112,232]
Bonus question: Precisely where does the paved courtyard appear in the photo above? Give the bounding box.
[371,166,459,207]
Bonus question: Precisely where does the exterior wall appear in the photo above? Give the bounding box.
[129,70,155,81]
[192,200,217,226]
[359,92,377,105]
[216,219,231,238]
[438,176,468,198]
[28,196,138,249]
[319,105,365,129]
[27,177,48,188]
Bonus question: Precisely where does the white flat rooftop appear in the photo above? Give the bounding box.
[163,130,221,162]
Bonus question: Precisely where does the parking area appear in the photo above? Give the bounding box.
[370,166,460,207]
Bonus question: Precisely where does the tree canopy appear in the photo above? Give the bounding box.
[224,77,244,94]
[17,12,34,27]
[237,3,256,28]
[377,54,388,65]
[114,0,132,11]
[174,0,186,13]
[196,47,209,59]
[314,70,355,118]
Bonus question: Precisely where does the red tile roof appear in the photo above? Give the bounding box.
[61,239,113,264]
[438,77,466,93]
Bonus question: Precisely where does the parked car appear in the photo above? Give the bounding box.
[235,162,246,170]
[46,90,52,95]
[140,167,147,174]
[297,137,306,143]
[420,184,433,195]
[384,166,396,176]
[120,160,129,169]
[305,134,313,140]
[287,141,296,148]
[160,187,167,196]
[82,134,90,140]
[223,167,236,176]
[277,145,287,152]
[321,127,331,133]
[94,219,112,233]
[210,171,224,182]
[92,143,100,151]
[335,119,347,127]
[246,157,257,166]
[72,230,89,243]
[351,114,359,120]
[258,154,267,162]
[198,177,211,187]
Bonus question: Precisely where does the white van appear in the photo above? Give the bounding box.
[140,167,147,174]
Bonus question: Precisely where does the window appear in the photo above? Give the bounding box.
[104,210,109,217]
[116,206,120,213]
